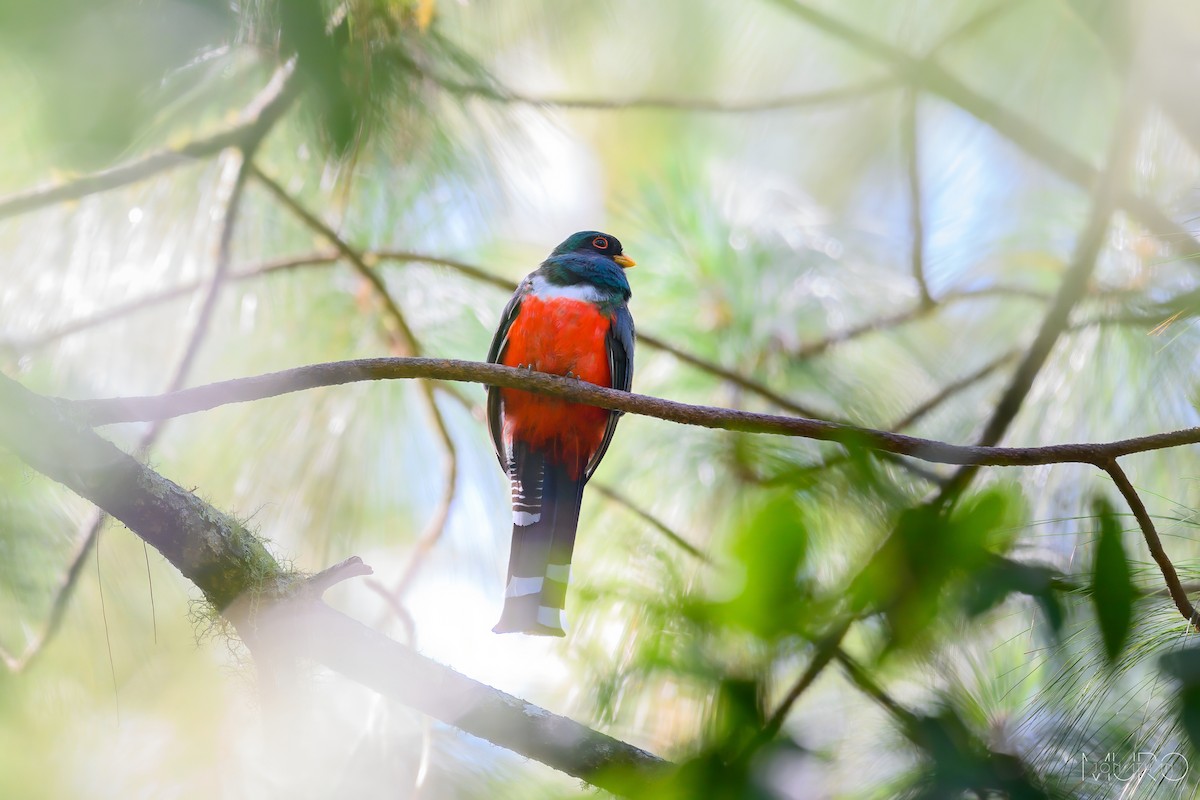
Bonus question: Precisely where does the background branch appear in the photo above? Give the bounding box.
[0,62,298,222]
[764,0,1200,261]
[903,88,932,307]
[433,74,896,112]
[935,84,1142,503]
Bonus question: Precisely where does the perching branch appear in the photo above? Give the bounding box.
[0,62,298,222]
[0,371,667,792]
[5,243,839,422]
[68,356,1200,468]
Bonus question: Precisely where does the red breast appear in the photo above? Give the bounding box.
[499,295,612,478]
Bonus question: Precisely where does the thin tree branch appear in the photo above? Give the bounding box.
[68,356,1200,468]
[4,245,837,422]
[0,252,343,355]
[903,88,932,307]
[832,648,919,727]
[936,85,1143,504]
[591,482,711,564]
[637,330,827,418]
[926,0,1027,57]
[0,509,107,672]
[248,168,466,621]
[764,0,1200,262]
[746,616,855,753]
[889,348,1019,432]
[436,75,897,113]
[0,61,299,222]
[157,149,257,423]
[388,384,459,599]
[777,349,1019,483]
[791,287,1045,360]
[249,166,422,355]
[1102,459,1198,627]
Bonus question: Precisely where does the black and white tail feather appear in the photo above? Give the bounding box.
[492,442,584,636]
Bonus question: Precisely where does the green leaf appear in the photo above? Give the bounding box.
[1159,647,1200,752]
[707,491,810,640]
[1091,497,1135,664]
[962,555,1064,635]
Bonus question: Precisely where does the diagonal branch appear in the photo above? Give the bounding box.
[936,84,1143,503]
[66,356,1200,468]
[0,371,666,791]
[1102,459,1198,627]
[790,287,1045,360]
[926,0,1026,57]
[248,167,463,618]
[636,330,827,418]
[903,88,932,307]
[764,0,1200,261]
[748,616,854,753]
[1,253,342,355]
[591,483,711,564]
[250,167,421,355]
[889,348,1019,432]
[0,61,299,222]
[433,74,896,113]
[776,348,1020,483]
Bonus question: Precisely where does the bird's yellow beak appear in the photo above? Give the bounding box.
[614,254,636,269]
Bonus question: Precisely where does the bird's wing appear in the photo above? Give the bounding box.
[486,287,526,470]
[585,302,635,481]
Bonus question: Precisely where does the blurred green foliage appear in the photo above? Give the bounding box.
[1091,497,1135,665]
[0,0,236,166]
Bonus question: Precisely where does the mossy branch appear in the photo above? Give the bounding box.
[0,373,281,609]
[0,371,667,793]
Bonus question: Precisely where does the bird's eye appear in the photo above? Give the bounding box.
[592,236,608,249]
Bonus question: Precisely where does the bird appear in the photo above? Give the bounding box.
[486,231,636,636]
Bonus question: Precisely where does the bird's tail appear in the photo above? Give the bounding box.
[493,448,584,636]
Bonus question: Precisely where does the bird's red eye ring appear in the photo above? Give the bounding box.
[592,236,608,249]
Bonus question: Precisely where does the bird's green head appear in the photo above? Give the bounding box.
[550,231,636,269]
[540,230,636,302]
